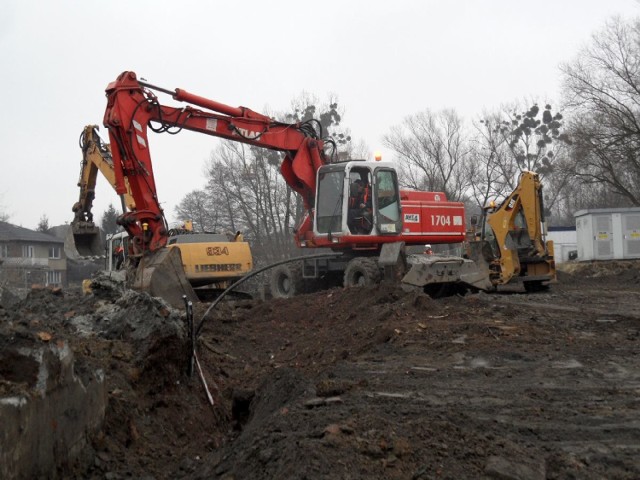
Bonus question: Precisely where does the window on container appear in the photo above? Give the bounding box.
[49,246,61,259]
[22,245,34,258]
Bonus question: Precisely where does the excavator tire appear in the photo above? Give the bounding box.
[524,280,549,293]
[423,283,460,298]
[343,257,382,287]
[130,247,198,309]
[270,263,306,299]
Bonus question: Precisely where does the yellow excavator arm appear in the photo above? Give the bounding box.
[71,125,136,256]
[483,171,555,289]
[74,125,135,220]
[75,123,253,305]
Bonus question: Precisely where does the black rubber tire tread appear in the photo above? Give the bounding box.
[524,280,549,293]
[270,262,306,298]
[343,257,382,287]
[423,282,454,298]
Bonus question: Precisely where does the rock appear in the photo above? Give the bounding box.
[303,397,326,408]
[484,455,545,480]
[0,285,24,309]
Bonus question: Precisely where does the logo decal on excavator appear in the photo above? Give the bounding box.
[235,127,262,140]
[207,246,230,256]
[195,263,242,272]
[206,118,218,131]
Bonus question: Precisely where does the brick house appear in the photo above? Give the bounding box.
[0,221,67,288]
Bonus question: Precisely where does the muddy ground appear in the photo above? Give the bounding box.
[1,260,640,479]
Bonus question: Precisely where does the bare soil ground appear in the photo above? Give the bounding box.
[2,260,640,479]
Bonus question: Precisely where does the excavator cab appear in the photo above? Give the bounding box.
[105,231,129,271]
[314,161,402,238]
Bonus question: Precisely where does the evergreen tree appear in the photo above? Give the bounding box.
[101,203,120,234]
[36,215,49,232]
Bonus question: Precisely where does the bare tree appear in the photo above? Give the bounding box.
[546,162,633,224]
[561,16,640,206]
[499,104,568,176]
[175,93,358,263]
[468,112,516,207]
[199,142,298,262]
[383,109,472,201]
[285,92,351,150]
[467,103,571,221]
[339,138,370,161]
[174,190,220,232]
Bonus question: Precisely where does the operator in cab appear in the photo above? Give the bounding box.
[348,179,372,234]
[113,240,125,269]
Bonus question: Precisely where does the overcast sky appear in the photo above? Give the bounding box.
[1,0,639,230]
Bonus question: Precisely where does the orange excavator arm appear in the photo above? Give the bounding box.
[103,71,334,256]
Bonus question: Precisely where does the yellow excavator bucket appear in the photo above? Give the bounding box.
[71,224,103,257]
[130,247,198,308]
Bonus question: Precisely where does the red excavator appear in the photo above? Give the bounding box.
[102,71,554,301]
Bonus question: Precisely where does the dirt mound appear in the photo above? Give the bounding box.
[2,264,640,479]
[559,259,640,278]
[196,284,435,383]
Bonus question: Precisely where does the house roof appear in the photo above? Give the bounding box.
[0,221,64,244]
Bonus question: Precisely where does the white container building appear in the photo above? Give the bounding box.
[574,207,640,261]
[547,227,577,263]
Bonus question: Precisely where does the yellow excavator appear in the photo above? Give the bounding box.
[71,126,136,256]
[401,171,556,294]
[473,170,556,292]
[105,224,253,302]
[72,125,253,306]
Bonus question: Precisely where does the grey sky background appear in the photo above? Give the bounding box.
[1,0,639,230]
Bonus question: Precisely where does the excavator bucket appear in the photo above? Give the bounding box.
[71,224,103,257]
[457,249,494,291]
[402,254,493,292]
[130,247,198,309]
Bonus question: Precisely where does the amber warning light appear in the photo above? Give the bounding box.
[374,151,382,161]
